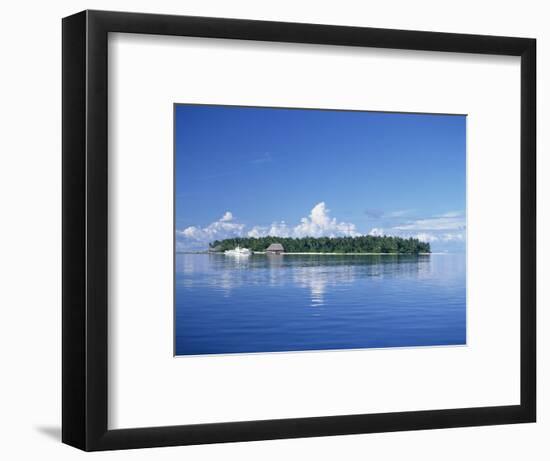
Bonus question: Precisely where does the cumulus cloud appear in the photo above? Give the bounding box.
[220,211,234,222]
[293,202,359,238]
[176,204,466,251]
[177,202,360,250]
[247,221,291,238]
[368,228,385,237]
[246,226,265,238]
[176,211,245,250]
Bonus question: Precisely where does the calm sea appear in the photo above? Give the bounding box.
[175,253,466,355]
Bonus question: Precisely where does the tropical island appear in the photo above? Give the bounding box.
[209,235,430,254]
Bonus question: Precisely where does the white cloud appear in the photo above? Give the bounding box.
[392,214,465,231]
[177,202,360,249]
[440,232,465,242]
[176,204,466,251]
[368,228,385,237]
[220,211,234,222]
[247,221,291,238]
[247,203,359,239]
[246,226,265,238]
[439,211,463,218]
[293,202,359,238]
[410,231,465,245]
[414,232,439,243]
[384,212,466,246]
[176,211,245,250]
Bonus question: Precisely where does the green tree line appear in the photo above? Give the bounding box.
[210,235,430,254]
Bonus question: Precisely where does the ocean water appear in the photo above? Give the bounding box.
[175,253,466,355]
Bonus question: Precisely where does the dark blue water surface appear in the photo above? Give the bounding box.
[175,253,466,355]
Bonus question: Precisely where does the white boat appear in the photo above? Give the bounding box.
[224,245,252,256]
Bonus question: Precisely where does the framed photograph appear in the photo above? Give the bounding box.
[62,10,536,451]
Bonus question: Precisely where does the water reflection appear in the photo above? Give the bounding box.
[175,252,466,355]
[292,265,356,307]
[176,253,436,303]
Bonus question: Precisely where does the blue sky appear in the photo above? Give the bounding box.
[175,104,466,252]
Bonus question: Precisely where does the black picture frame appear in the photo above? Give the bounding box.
[62,9,536,451]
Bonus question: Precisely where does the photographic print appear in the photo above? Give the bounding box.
[174,104,466,356]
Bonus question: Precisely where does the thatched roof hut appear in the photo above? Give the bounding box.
[266,243,284,254]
